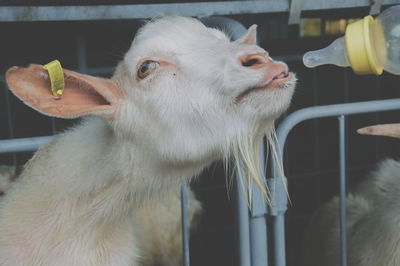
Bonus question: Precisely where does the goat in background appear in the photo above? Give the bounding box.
[302,122,400,266]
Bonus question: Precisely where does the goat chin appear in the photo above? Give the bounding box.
[301,159,400,266]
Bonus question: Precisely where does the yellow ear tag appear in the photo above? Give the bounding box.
[43,60,65,97]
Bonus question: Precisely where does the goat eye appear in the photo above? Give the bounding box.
[138,60,159,79]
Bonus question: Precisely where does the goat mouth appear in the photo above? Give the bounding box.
[272,71,290,80]
[235,71,292,102]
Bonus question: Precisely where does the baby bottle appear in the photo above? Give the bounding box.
[303,5,400,75]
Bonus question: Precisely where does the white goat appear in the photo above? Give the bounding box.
[0,165,201,266]
[302,123,400,266]
[1,16,296,266]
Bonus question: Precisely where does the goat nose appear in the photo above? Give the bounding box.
[240,53,270,69]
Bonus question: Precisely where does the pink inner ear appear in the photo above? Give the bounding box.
[62,74,111,106]
[6,65,120,119]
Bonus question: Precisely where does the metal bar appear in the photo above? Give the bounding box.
[370,0,383,15]
[235,171,252,266]
[312,69,321,206]
[273,214,287,266]
[250,189,268,266]
[180,183,191,266]
[0,136,53,154]
[288,0,304,25]
[50,117,57,135]
[1,0,400,22]
[0,2,288,22]
[375,76,382,158]
[269,168,288,266]
[338,115,348,266]
[249,139,268,266]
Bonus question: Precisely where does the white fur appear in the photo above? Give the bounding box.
[0,16,295,265]
[0,165,201,266]
[0,166,14,194]
[302,159,400,266]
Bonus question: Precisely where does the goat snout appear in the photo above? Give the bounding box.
[240,53,271,69]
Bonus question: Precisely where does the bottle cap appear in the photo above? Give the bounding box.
[345,16,383,75]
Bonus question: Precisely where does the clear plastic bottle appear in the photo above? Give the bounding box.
[303,5,400,75]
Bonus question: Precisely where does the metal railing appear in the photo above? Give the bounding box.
[270,97,400,266]
[1,0,400,22]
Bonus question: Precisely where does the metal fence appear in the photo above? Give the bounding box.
[2,1,400,22]
[271,98,400,266]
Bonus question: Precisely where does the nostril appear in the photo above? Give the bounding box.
[242,58,262,67]
[240,54,269,68]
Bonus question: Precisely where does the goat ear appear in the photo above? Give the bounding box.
[357,123,400,139]
[235,24,258,45]
[5,64,122,119]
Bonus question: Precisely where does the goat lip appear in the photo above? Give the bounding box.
[272,71,290,80]
[266,71,292,89]
[235,72,293,102]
